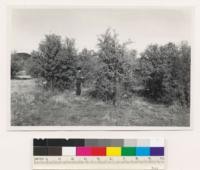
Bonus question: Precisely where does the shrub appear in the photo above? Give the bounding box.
[139,42,190,106]
[28,34,77,91]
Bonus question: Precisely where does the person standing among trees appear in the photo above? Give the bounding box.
[76,67,83,96]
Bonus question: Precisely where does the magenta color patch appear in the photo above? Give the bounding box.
[76,147,92,156]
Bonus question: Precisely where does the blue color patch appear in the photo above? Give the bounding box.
[136,147,150,156]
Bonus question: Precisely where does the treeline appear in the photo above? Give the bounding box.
[11,29,190,106]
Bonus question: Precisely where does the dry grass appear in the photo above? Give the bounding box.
[11,79,190,126]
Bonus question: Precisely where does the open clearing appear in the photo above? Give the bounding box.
[11,79,190,126]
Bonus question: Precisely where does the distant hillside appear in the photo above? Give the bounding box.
[11,52,31,79]
[16,52,31,60]
[15,52,31,71]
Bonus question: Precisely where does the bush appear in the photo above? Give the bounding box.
[139,42,190,106]
[77,48,98,86]
[28,34,77,91]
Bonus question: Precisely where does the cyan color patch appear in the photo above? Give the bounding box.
[136,147,150,156]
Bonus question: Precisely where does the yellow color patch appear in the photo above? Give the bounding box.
[106,147,121,156]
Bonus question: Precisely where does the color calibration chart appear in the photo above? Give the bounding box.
[33,138,165,170]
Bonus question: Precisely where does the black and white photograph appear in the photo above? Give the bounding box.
[10,7,192,128]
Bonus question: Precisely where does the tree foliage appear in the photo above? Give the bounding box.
[77,48,97,86]
[13,30,190,108]
[139,42,190,106]
[11,52,22,79]
[92,29,135,104]
[29,34,77,90]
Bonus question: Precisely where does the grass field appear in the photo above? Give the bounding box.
[11,79,190,126]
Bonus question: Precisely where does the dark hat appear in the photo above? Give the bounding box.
[77,66,81,70]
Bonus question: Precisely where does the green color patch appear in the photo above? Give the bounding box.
[121,147,136,156]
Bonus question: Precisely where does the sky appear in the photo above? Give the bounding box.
[11,8,193,54]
